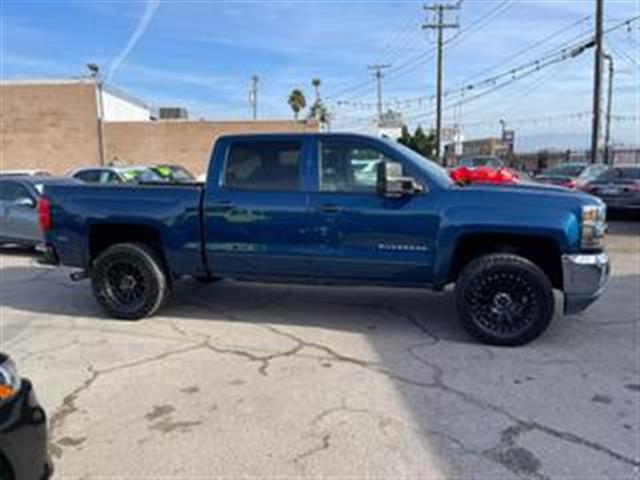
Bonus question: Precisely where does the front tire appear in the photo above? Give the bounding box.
[91,243,169,320]
[455,253,554,346]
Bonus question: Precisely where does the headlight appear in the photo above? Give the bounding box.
[0,356,21,401]
[581,205,606,249]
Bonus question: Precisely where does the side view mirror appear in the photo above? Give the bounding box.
[376,161,424,198]
[14,197,36,208]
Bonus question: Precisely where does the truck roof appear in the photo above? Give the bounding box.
[216,132,380,142]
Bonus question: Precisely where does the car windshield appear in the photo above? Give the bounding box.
[542,164,585,177]
[577,165,608,182]
[154,165,195,181]
[458,157,500,168]
[388,140,454,187]
[120,168,164,183]
[595,167,640,181]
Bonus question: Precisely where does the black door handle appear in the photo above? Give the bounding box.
[320,204,343,213]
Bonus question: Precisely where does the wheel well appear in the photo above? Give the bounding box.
[448,233,563,289]
[89,224,166,269]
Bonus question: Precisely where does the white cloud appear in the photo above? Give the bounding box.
[107,0,160,83]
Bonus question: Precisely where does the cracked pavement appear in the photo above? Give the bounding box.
[0,220,638,478]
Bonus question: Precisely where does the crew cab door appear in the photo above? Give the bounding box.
[307,137,439,285]
[203,137,316,278]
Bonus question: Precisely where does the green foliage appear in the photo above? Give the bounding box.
[397,125,436,158]
[288,89,307,120]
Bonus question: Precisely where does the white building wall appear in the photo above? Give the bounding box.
[101,89,150,121]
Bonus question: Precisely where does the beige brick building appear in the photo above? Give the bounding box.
[0,79,317,176]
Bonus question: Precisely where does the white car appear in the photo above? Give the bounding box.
[69,166,163,184]
[0,169,51,177]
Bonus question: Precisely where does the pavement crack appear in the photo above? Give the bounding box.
[47,342,206,457]
[264,324,438,388]
[203,337,303,376]
[408,344,640,469]
[292,433,331,464]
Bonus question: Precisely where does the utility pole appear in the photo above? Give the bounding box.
[368,64,391,127]
[249,75,259,120]
[423,2,460,164]
[590,0,604,163]
[87,63,106,166]
[603,53,614,165]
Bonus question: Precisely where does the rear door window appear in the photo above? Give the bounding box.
[224,141,302,191]
[74,170,102,183]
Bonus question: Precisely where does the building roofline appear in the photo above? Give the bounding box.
[0,77,95,86]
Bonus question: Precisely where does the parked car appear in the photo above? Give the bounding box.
[535,163,608,189]
[149,165,197,183]
[39,133,609,346]
[0,170,51,177]
[0,352,52,480]
[583,166,640,211]
[0,176,80,247]
[69,166,164,184]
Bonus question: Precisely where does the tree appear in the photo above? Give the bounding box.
[308,99,330,127]
[398,125,436,159]
[398,125,413,150]
[311,78,321,101]
[288,89,307,120]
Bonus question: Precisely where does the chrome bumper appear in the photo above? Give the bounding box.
[562,253,610,315]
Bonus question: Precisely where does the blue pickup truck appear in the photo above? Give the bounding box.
[40,133,609,345]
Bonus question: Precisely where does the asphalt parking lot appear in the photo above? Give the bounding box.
[1,220,638,479]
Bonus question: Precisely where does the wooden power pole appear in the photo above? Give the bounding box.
[590,0,604,163]
[423,2,459,164]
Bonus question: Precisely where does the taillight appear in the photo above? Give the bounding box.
[38,197,52,231]
[565,180,577,189]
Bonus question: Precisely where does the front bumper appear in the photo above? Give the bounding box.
[0,379,52,480]
[562,252,610,315]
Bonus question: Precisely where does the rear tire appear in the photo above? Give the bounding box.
[455,253,554,346]
[91,243,169,320]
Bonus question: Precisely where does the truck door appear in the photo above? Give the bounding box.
[307,137,439,285]
[203,138,316,278]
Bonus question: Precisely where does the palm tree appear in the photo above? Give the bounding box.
[311,78,321,102]
[288,89,307,120]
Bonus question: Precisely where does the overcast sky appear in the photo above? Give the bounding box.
[1,0,638,151]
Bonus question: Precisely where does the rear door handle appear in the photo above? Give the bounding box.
[320,204,343,214]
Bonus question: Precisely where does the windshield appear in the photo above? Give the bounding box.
[120,168,164,183]
[541,164,585,177]
[595,167,640,181]
[387,140,453,187]
[458,156,502,168]
[154,165,195,181]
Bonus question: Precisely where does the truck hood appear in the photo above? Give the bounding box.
[453,180,603,208]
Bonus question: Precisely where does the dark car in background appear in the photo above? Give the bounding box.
[584,166,640,211]
[0,176,80,247]
[150,164,197,183]
[535,163,608,189]
[0,353,52,480]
